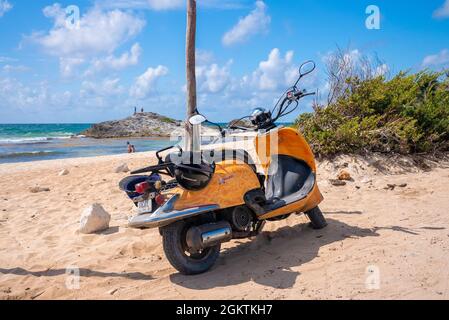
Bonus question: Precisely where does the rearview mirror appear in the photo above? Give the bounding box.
[299,60,316,78]
[189,114,207,125]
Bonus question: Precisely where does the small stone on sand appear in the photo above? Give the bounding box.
[337,170,351,181]
[108,288,119,295]
[59,169,69,176]
[329,179,347,186]
[29,187,50,193]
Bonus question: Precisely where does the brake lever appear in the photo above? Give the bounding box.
[302,92,316,98]
[294,90,316,99]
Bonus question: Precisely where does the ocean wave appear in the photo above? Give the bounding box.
[0,151,62,159]
[0,136,75,144]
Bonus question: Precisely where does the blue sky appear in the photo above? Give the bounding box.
[0,0,448,123]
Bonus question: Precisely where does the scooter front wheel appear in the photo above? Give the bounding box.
[161,220,221,275]
[305,206,328,229]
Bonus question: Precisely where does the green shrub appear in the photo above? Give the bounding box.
[295,70,449,157]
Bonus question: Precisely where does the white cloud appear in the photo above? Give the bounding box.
[147,0,183,10]
[183,48,317,120]
[2,64,30,73]
[321,49,362,67]
[222,1,271,46]
[0,56,17,63]
[0,75,126,116]
[95,0,245,10]
[85,43,142,76]
[0,77,73,110]
[100,0,184,10]
[60,57,85,78]
[422,49,449,68]
[197,61,233,93]
[32,4,145,58]
[0,0,12,17]
[249,48,296,91]
[130,65,169,99]
[81,78,124,97]
[374,64,389,77]
[28,4,146,77]
[434,0,449,18]
[196,49,215,65]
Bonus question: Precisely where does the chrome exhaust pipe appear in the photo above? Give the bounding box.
[186,221,233,251]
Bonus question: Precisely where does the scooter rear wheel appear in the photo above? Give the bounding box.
[305,206,328,229]
[161,220,221,275]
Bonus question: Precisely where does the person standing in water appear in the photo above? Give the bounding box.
[127,142,136,153]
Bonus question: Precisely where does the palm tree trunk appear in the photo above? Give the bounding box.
[185,0,197,152]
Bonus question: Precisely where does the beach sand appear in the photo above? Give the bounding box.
[1,149,449,300]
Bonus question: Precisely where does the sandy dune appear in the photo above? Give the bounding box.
[0,150,449,300]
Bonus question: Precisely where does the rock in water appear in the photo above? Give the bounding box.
[115,163,129,173]
[337,170,352,181]
[80,112,182,138]
[59,169,69,176]
[79,204,111,234]
[229,118,255,129]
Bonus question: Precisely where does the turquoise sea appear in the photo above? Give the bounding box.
[0,122,293,164]
[0,124,175,164]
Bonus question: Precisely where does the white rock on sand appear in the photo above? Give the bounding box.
[79,203,111,234]
[58,169,69,176]
[115,163,129,173]
[360,176,373,184]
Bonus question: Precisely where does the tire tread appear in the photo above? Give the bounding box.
[305,206,328,229]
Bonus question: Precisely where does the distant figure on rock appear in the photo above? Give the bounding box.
[141,107,144,113]
[127,142,136,153]
[134,107,137,115]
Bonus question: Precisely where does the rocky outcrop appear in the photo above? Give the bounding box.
[81,112,183,138]
[229,118,255,129]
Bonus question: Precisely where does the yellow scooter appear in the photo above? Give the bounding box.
[120,61,326,275]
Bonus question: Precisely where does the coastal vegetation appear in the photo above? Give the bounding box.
[295,49,449,157]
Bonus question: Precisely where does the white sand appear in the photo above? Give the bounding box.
[1,149,449,300]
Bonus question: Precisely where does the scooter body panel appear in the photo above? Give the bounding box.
[172,160,261,211]
[254,127,323,220]
[255,127,317,172]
